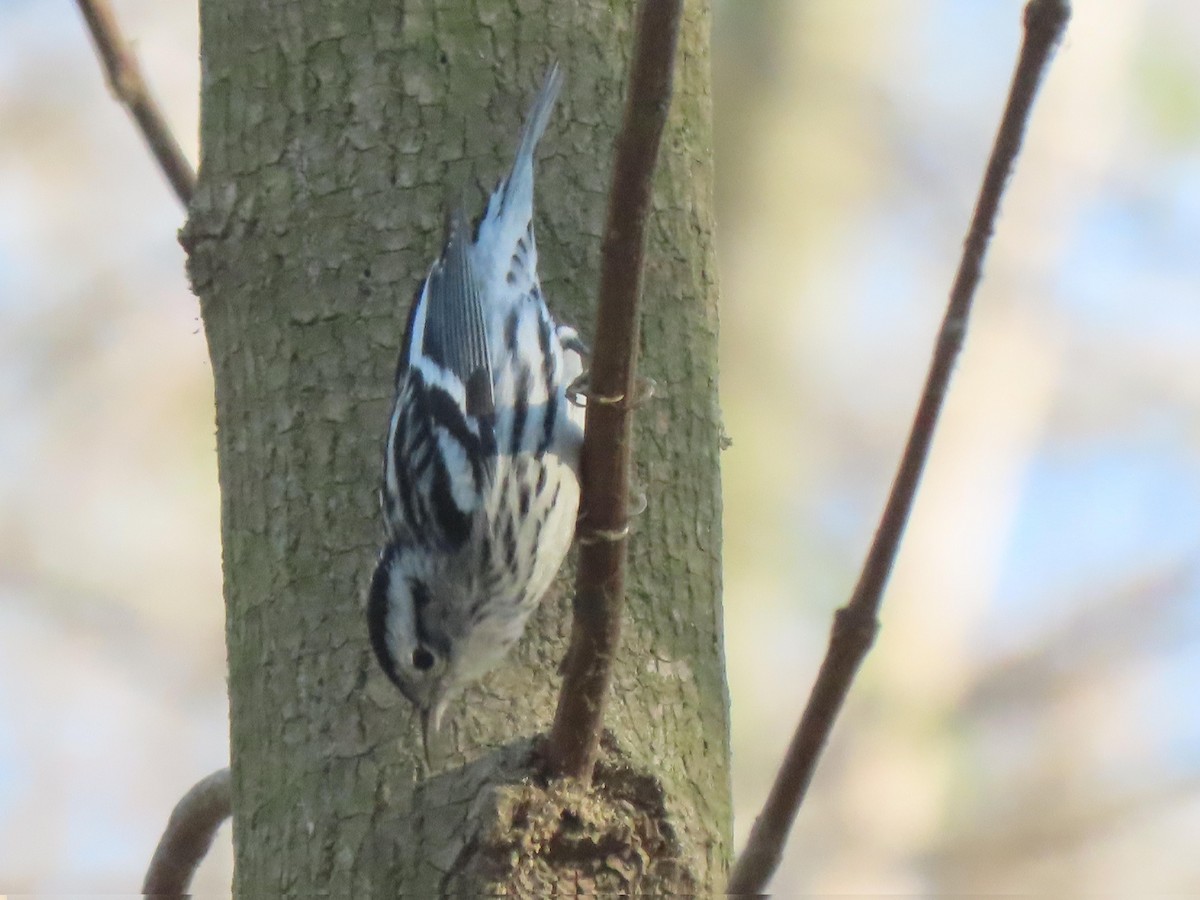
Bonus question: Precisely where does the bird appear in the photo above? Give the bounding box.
[367,65,584,761]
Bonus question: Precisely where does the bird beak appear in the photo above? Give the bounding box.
[419,701,446,768]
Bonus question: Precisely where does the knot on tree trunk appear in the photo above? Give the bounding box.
[445,739,700,895]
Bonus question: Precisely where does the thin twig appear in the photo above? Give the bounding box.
[74,0,195,206]
[727,1,1071,893]
[142,767,232,896]
[542,0,684,782]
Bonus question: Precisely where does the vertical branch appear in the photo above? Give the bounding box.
[74,0,196,206]
[727,0,1071,893]
[543,0,685,782]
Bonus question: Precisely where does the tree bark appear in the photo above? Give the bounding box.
[185,0,729,892]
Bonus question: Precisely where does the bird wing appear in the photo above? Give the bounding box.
[410,211,494,419]
[382,362,497,551]
[385,213,501,550]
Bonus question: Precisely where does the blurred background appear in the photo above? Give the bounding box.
[1,0,1198,892]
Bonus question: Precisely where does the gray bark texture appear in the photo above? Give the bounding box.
[184,0,729,893]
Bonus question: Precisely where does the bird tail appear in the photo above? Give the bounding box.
[485,64,563,231]
[510,63,563,194]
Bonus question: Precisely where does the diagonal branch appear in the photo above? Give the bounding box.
[142,767,232,896]
[74,0,195,206]
[727,0,1071,893]
[542,0,684,783]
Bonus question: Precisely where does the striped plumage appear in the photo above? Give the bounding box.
[367,66,584,752]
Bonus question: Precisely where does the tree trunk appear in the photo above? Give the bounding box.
[185,0,729,892]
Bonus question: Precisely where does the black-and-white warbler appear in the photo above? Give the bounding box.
[367,65,584,757]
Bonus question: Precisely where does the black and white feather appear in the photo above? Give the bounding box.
[368,66,584,749]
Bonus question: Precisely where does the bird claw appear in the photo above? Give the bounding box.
[566,373,657,410]
[575,487,648,545]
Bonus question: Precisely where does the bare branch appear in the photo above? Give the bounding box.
[727,1,1071,893]
[142,767,232,896]
[74,0,195,206]
[542,0,684,783]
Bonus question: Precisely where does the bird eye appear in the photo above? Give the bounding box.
[411,647,436,671]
